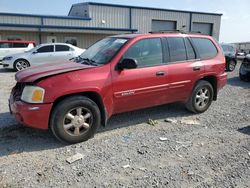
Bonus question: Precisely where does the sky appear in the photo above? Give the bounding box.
[0,0,249,43]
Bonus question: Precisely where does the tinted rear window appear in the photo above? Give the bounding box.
[0,42,11,48]
[191,38,218,59]
[13,43,29,48]
[56,45,70,52]
[167,37,186,62]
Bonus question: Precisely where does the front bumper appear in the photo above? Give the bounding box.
[9,95,53,130]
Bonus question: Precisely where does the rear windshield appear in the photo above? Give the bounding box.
[191,38,218,59]
[221,45,236,53]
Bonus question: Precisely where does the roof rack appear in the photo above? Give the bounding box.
[149,30,207,35]
[149,30,183,34]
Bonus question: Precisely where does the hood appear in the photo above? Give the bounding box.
[2,52,27,60]
[15,60,94,82]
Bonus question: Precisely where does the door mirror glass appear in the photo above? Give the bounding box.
[118,58,138,70]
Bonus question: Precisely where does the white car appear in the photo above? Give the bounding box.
[0,40,35,61]
[2,43,85,71]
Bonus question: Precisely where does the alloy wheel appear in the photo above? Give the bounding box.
[63,107,93,136]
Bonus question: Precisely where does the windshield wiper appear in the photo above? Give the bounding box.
[79,58,100,66]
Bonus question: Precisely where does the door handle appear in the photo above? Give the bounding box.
[156,71,166,77]
[193,66,201,71]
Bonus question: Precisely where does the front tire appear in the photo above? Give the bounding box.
[239,63,250,81]
[50,96,101,144]
[14,59,30,71]
[185,80,214,113]
[227,60,236,72]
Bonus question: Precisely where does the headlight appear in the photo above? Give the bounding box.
[3,56,13,61]
[21,85,45,103]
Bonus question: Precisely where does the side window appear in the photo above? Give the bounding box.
[123,38,163,68]
[55,45,70,52]
[37,45,54,53]
[167,37,186,62]
[13,43,28,48]
[0,42,11,48]
[191,38,218,59]
[185,38,196,60]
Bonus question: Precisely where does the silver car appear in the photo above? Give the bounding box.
[2,43,85,71]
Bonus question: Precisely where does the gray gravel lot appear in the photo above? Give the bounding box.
[0,63,250,188]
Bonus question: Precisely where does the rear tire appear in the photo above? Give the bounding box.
[14,59,30,71]
[185,80,214,113]
[50,96,101,144]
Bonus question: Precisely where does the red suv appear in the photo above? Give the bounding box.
[9,32,227,143]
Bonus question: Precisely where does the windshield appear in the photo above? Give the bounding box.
[25,44,42,52]
[79,37,128,65]
[221,45,236,53]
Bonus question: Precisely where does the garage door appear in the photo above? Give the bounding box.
[152,20,176,32]
[192,23,213,36]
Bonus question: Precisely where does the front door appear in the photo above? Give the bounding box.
[112,38,169,114]
[30,45,55,65]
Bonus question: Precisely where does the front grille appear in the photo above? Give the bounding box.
[12,83,26,101]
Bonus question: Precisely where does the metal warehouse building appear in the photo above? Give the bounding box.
[0,2,222,48]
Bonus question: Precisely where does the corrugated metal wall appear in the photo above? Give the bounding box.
[68,4,89,18]
[0,15,41,25]
[88,5,130,28]
[40,33,110,48]
[192,14,221,40]
[131,8,190,33]
[0,30,110,49]
[0,31,40,42]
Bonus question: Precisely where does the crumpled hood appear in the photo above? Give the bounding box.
[15,61,94,82]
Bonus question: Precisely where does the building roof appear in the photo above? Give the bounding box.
[70,2,223,16]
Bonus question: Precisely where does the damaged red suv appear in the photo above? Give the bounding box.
[9,32,227,143]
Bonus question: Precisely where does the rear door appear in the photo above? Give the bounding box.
[54,45,74,61]
[165,37,205,102]
[112,37,169,114]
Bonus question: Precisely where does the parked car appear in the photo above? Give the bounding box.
[237,51,246,56]
[9,32,227,143]
[221,43,237,72]
[2,43,85,71]
[239,54,250,81]
[0,40,35,62]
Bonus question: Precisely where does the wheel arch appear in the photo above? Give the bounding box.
[50,91,108,128]
[197,76,217,101]
[13,58,30,69]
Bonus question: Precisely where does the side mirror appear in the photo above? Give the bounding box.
[32,51,38,54]
[117,58,138,70]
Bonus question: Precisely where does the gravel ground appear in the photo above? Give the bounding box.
[0,63,250,188]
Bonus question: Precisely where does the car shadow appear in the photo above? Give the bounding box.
[0,67,15,73]
[99,102,193,132]
[227,76,250,89]
[0,112,64,157]
[0,103,194,157]
[238,125,250,136]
